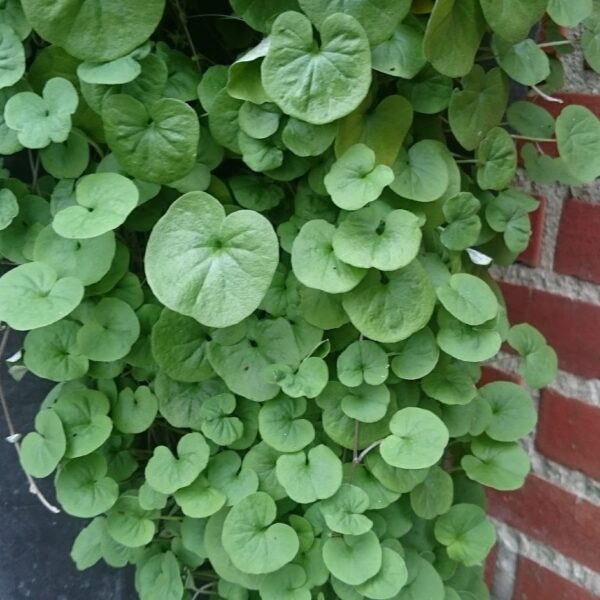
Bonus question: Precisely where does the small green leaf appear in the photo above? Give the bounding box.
[53,173,139,239]
[410,466,454,520]
[436,274,499,326]
[151,308,214,383]
[103,94,199,184]
[333,203,422,271]
[276,444,343,503]
[341,383,391,424]
[449,66,508,151]
[24,320,88,382]
[206,450,259,506]
[476,127,517,191]
[174,475,227,518]
[390,327,439,380]
[145,432,210,494]
[356,547,408,599]
[324,144,394,211]
[222,491,300,574]
[19,409,66,478]
[390,140,449,202]
[0,261,83,331]
[146,192,279,328]
[372,23,426,79]
[380,407,449,469]
[0,23,25,88]
[440,193,482,251]
[112,386,158,434]
[55,454,118,517]
[462,437,530,491]
[262,12,372,124]
[0,188,18,230]
[259,395,315,453]
[435,503,496,566]
[479,381,537,442]
[322,531,382,585]
[337,339,389,387]
[507,101,556,139]
[76,298,140,362]
[4,77,78,148]
[106,491,156,548]
[199,393,244,446]
[507,323,558,388]
[259,564,311,600]
[479,0,547,43]
[320,483,373,535]
[492,36,550,86]
[422,359,479,406]
[137,551,184,600]
[54,387,112,458]
[292,220,366,293]
[423,0,486,77]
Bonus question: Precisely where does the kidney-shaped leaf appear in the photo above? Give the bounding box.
[380,407,449,469]
[262,11,372,124]
[4,77,78,148]
[53,173,139,239]
[145,432,210,495]
[342,263,436,343]
[146,192,279,328]
[0,262,83,331]
[434,503,496,566]
[20,0,166,61]
[103,94,199,184]
[436,274,499,326]
[0,23,24,88]
[222,491,300,574]
[20,408,66,478]
[320,484,373,535]
[55,453,118,517]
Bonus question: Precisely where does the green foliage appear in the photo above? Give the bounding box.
[2,1,584,598]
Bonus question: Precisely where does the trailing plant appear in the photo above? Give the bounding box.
[1,0,598,598]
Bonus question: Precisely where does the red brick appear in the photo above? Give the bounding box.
[488,475,600,573]
[513,557,597,600]
[485,545,498,589]
[499,282,600,379]
[554,199,600,285]
[519,196,546,268]
[533,92,600,118]
[537,389,600,481]
[479,366,522,387]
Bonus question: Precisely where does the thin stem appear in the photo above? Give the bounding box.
[531,84,564,105]
[455,159,479,165]
[156,515,182,521]
[173,0,204,69]
[0,327,61,514]
[511,134,557,143]
[189,13,242,20]
[537,40,574,49]
[27,151,39,192]
[352,420,360,464]
[353,440,383,465]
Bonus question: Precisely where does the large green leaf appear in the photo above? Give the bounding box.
[19,409,66,478]
[342,262,436,343]
[423,0,485,77]
[322,531,382,586]
[20,0,166,61]
[262,11,372,124]
[298,0,410,45]
[556,105,600,183]
[449,66,509,151]
[103,95,199,184]
[291,220,366,293]
[222,492,299,574]
[146,192,279,328]
[380,408,449,469]
[0,262,83,330]
[479,0,548,43]
[333,203,422,271]
[436,274,499,326]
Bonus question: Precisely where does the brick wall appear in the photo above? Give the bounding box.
[484,33,600,600]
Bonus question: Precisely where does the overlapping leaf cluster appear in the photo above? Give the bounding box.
[1,0,596,598]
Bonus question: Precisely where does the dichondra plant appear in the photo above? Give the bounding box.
[1,0,597,598]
